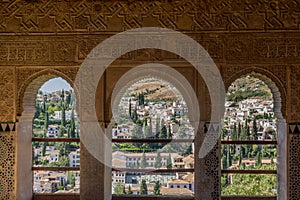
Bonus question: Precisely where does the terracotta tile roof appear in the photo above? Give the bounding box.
[168,179,190,185]
[160,187,193,195]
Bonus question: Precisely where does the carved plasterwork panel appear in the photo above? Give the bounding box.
[1,33,300,66]
[290,66,300,121]
[289,129,300,200]
[0,128,16,199]
[0,68,15,122]
[0,0,299,33]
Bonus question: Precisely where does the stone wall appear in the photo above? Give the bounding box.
[0,0,299,199]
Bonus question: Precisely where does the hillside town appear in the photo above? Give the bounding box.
[32,76,277,195]
[32,89,80,193]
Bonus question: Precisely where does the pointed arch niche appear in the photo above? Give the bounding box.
[223,70,287,200]
[17,69,79,200]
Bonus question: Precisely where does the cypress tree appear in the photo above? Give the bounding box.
[166,154,172,169]
[167,124,172,139]
[129,99,132,118]
[238,150,242,166]
[122,186,126,194]
[127,185,133,194]
[140,179,148,195]
[155,118,160,137]
[70,107,76,138]
[227,146,232,168]
[159,123,167,139]
[58,126,65,138]
[237,122,242,140]
[60,90,67,127]
[153,181,161,195]
[252,118,258,140]
[154,151,162,169]
[66,92,71,106]
[44,111,49,131]
[231,123,237,140]
[257,151,262,167]
[141,152,147,169]
[42,143,46,156]
[222,146,227,169]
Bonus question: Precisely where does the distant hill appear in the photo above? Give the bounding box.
[226,75,272,102]
[128,79,181,100]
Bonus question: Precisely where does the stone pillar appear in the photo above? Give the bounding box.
[80,122,112,200]
[16,110,35,200]
[277,119,287,200]
[195,122,220,200]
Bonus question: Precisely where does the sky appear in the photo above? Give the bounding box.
[40,77,72,93]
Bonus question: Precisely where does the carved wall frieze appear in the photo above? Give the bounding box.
[0,0,299,33]
[290,66,300,121]
[1,33,300,66]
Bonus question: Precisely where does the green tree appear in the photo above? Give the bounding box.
[127,185,133,194]
[155,118,160,137]
[42,95,47,113]
[227,146,232,168]
[114,182,125,194]
[257,152,262,167]
[231,123,237,140]
[58,155,69,167]
[44,111,49,132]
[132,108,138,123]
[68,171,75,188]
[66,92,71,106]
[145,125,152,138]
[34,101,41,119]
[159,123,167,139]
[132,124,143,139]
[252,118,258,140]
[184,144,193,156]
[222,146,228,169]
[70,107,76,138]
[140,179,148,195]
[166,154,172,169]
[153,181,161,195]
[59,89,68,127]
[129,98,132,118]
[42,143,46,156]
[154,151,162,169]
[167,124,172,139]
[141,152,147,169]
[58,126,65,138]
[237,122,242,140]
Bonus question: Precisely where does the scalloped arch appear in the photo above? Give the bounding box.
[225,67,286,120]
[17,69,74,116]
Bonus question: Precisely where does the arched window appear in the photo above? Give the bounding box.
[31,78,80,194]
[111,77,195,197]
[221,75,285,198]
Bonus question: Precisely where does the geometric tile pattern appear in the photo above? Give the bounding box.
[204,122,220,199]
[0,131,15,199]
[289,123,300,134]
[0,122,16,133]
[289,133,300,200]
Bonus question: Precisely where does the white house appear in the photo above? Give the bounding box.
[47,125,59,138]
[69,149,80,167]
